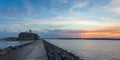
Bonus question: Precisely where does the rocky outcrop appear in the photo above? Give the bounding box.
[17,32,40,40]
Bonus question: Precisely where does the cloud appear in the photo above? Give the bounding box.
[80,27,120,38]
[0,27,119,38]
[24,16,120,30]
[22,0,34,16]
[104,0,120,14]
[109,0,120,6]
[89,0,120,14]
[59,0,68,3]
[111,8,120,14]
[70,0,89,12]
[0,0,34,17]
[37,27,120,38]
[10,23,28,27]
[27,19,101,26]
[36,29,83,38]
[67,0,120,16]
[100,17,120,22]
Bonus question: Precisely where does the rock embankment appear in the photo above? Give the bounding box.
[43,40,84,60]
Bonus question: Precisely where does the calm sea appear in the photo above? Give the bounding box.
[0,41,32,49]
[45,39,120,60]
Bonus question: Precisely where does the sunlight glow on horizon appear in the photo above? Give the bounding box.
[78,28,120,38]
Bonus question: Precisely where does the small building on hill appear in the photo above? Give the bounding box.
[17,32,40,40]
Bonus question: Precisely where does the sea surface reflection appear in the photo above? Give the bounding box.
[46,39,120,60]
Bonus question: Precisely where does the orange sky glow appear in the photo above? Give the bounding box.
[79,28,120,38]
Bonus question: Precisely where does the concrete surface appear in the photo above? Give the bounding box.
[0,40,48,60]
[24,40,48,60]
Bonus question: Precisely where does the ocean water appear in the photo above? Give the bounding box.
[45,39,120,60]
[0,41,32,49]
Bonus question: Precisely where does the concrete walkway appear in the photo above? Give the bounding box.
[24,40,48,60]
[0,40,48,60]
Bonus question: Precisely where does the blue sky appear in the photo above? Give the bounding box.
[0,0,120,38]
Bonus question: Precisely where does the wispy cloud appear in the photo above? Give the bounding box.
[70,0,89,12]
[102,0,120,14]
[59,0,68,3]
[88,0,120,14]
[15,16,119,31]
[111,8,120,14]
[22,0,34,16]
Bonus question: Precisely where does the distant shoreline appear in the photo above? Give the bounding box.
[43,38,120,40]
[0,37,120,41]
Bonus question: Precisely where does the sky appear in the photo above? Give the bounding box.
[0,0,120,38]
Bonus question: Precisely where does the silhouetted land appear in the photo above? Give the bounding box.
[43,38,120,40]
[1,37,120,41]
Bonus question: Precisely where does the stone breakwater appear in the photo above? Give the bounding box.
[43,40,84,60]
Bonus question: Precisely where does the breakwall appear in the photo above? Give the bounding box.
[43,40,84,60]
[0,40,48,60]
